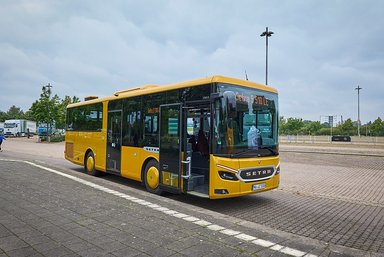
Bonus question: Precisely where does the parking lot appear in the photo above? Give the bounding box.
[1,137,384,256]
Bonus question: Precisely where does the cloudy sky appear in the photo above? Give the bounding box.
[1,0,383,123]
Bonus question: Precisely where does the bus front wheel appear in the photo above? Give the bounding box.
[144,160,163,195]
[85,151,101,176]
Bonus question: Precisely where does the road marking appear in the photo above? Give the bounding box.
[1,159,317,257]
[254,239,276,248]
[220,229,241,236]
[235,233,257,241]
[207,224,225,231]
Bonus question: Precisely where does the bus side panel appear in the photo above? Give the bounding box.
[92,131,107,171]
[65,131,107,172]
[65,131,82,165]
[120,146,159,182]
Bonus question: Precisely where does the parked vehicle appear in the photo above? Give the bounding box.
[37,123,56,136]
[4,119,36,137]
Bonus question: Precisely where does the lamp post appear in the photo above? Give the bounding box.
[355,85,362,137]
[46,83,52,142]
[260,27,274,85]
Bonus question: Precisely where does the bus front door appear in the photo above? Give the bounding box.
[159,104,182,193]
[107,110,122,173]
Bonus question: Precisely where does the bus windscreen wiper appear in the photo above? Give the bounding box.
[230,148,258,158]
[230,146,277,158]
[260,146,278,155]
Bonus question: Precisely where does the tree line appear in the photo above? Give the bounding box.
[280,117,384,137]
[0,85,79,130]
[1,85,384,137]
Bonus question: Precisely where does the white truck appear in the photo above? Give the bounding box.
[4,119,37,137]
[0,122,4,135]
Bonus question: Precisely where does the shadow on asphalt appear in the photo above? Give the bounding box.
[68,166,276,213]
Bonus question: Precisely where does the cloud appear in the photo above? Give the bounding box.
[0,0,383,124]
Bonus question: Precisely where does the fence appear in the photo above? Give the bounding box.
[280,135,384,146]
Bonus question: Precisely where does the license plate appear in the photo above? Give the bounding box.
[252,183,266,191]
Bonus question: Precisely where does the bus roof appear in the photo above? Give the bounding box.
[67,75,278,108]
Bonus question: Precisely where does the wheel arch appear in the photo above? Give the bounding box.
[84,148,94,166]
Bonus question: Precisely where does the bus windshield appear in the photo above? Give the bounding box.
[213,83,278,158]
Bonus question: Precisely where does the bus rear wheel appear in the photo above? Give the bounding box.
[85,151,101,176]
[144,160,163,195]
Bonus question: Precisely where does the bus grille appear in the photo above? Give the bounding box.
[239,167,274,181]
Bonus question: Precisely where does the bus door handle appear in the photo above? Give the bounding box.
[181,156,191,179]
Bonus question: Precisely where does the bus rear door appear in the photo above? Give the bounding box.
[107,110,122,173]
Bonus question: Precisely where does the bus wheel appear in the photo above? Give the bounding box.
[144,160,163,195]
[85,151,101,176]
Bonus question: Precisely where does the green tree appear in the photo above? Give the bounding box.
[300,121,323,135]
[56,96,80,129]
[371,117,384,136]
[28,85,80,133]
[280,118,304,135]
[29,85,60,135]
[6,105,25,119]
[0,111,8,122]
[337,118,356,136]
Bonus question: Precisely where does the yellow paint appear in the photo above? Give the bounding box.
[65,130,107,172]
[209,155,280,199]
[65,75,280,199]
[120,146,159,182]
[162,171,179,187]
[146,166,159,189]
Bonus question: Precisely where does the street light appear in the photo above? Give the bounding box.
[355,85,362,137]
[260,27,274,85]
[46,83,52,142]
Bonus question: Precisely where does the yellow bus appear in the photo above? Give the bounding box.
[65,76,280,199]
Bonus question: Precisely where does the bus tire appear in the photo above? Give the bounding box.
[85,151,101,176]
[144,160,163,195]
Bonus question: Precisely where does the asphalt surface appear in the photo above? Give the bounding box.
[0,138,383,257]
[170,152,384,253]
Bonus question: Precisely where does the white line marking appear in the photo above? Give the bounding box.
[153,207,169,211]
[235,234,257,241]
[183,216,200,222]
[280,247,306,257]
[1,159,317,257]
[207,224,225,231]
[193,220,212,226]
[253,239,276,248]
[220,229,241,236]
[270,244,284,251]
[173,213,190,218]
[163,210,178,215]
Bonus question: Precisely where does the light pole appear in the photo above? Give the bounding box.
[355,85,362,137]
[260,27,274,85]
[46,83,52,142]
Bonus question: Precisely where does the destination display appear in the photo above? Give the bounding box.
[235,94,269,107]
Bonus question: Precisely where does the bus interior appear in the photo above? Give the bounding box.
[185,104,210,196]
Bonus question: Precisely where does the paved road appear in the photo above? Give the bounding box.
[0,158,336,257]
[0,138,383,256]
[170,151,384,254]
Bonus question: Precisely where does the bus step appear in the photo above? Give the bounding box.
[187,174,205,191]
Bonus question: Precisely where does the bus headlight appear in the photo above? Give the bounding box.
[219,171,239,181]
